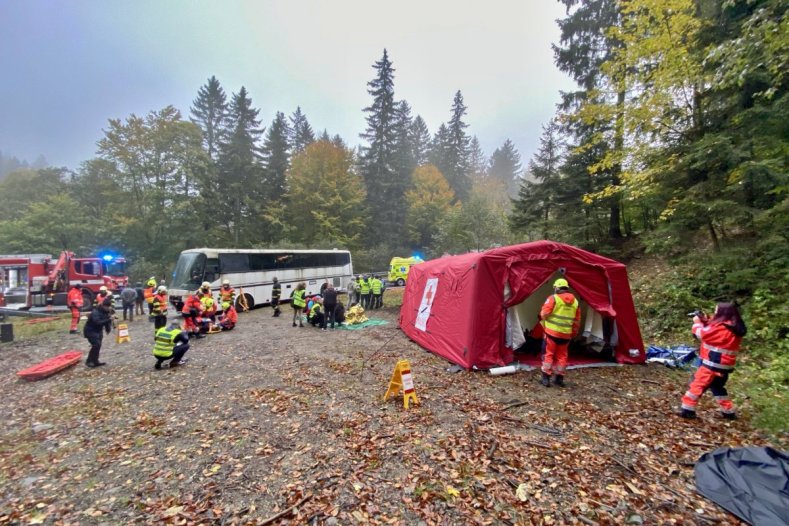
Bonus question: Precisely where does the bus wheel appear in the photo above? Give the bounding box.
[236,293,252,312]
[81,289,95,311]
[396,278,405,287]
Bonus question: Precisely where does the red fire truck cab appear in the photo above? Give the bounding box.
[0,251,128,310]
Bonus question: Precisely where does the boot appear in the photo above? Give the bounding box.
[679,408,697,419]
[540,372,551,387]
[719,412,737,420]
[553,375,565,387]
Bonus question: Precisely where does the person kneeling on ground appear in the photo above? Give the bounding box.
[153,320,190,370]
[309,300,324,327]
[219,301,238,331]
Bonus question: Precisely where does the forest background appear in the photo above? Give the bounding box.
[0,0,786,434]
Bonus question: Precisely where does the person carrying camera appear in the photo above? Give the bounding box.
[679,303,747,420]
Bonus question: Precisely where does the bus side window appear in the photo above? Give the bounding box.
[205,258,220,283]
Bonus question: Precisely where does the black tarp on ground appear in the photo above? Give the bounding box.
[695,447,789,525]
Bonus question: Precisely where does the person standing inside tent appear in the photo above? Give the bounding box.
[539,278,580,387]
[679,303,747,420]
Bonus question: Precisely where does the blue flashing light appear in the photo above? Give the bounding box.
[412,252,424,261]
[102,254,114,262]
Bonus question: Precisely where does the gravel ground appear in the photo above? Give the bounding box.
[0,295,778,525]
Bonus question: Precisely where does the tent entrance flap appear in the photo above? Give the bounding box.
[508,278,616,366]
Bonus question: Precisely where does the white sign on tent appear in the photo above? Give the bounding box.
[415,278,438,332]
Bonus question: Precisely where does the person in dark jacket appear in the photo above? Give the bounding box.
[120,286,137,322]
[83,296,114,367]
[321,283,338,330]
[134,281,145,317]
[271,277,281,317]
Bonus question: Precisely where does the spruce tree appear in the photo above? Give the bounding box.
[289,106,315,155]
[409,116,431,166]
[554,0,624,238]
[190,76,229,161]
[510,120,563,240]
[468,136,487,183]
[218,86,265,244]
[488,139,522,198]
[390,100,416,238]
[359,49,400,238]
[444,91,472,201]
[429,123,451,182]
[261,111,290,206]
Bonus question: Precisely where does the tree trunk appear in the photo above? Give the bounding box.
[609,89,625,239]
[707,220,720,252]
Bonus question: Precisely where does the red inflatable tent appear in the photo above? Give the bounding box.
[399,241,645,370]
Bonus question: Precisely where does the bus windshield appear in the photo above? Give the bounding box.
[171,252,206,290]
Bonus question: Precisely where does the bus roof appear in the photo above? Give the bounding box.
[181,248,351,255]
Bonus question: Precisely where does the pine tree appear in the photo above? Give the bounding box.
[488,139,522,198]
[289,106,315,155]
[359,49,401,238]
[409,115,431,166]
[190,76,229,161]
[218,86,265,244]
[444,91,472,201]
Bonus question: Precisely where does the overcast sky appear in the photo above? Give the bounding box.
[0,0,574,171]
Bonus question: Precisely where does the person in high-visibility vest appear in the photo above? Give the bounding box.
[371,275,383,309]
[290,282,307,327]
[218,279,235,306]
[679,303,747,420]
[153,321,190,370]
[150,285,169,331]
[359,275,371,310]
[144,277,157,315]
[539,278,581,387]
[67,284,84,334]
[308,300,324,327]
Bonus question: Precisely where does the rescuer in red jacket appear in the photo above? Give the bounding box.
[680,303,747,420]
[539,278,581,387]
[67,284,84,334]
[181,291,205,339]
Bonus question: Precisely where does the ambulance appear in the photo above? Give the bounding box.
[387,256,424,286]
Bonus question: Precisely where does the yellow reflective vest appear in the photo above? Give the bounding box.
[153,326,182,358]
[543,294,579,337]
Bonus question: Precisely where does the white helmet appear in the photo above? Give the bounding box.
[222,279,230,285]
[201,281,211,288]
[99,285,108,292]
[157,285,167,293]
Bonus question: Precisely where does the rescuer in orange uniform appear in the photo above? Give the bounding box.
[181,291,205,338]
[219,301,238,331]
[150,285,169,331]
[67,283,84,334]
[143,277,157,315]
[539,278,581,387]
[680,303,747,420]
[218,280,235,308]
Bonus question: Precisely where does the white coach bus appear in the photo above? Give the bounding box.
[167,248,353,310]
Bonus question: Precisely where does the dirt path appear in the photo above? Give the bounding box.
[0,298,778,525]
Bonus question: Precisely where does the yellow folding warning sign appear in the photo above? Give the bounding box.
[384,359,419,409]
[116,323,131,343]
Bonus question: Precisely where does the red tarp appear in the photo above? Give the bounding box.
[399,241,645,370]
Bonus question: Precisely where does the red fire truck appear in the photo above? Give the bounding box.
[0,251,128,310]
